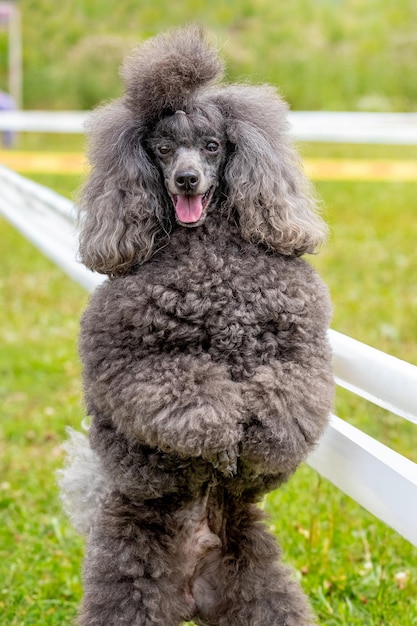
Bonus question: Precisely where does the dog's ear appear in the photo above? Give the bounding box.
[215,86,327,256]
[78,102,168,276]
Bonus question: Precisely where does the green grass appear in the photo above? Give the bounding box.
[0,217,87,624]
[1,152,417,624]
[2,1,417,111]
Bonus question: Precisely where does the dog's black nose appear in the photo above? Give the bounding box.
[175,171,200,192]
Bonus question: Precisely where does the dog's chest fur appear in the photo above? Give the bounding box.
[128,218,317,381]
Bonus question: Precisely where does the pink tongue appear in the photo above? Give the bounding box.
[175,195,203,223]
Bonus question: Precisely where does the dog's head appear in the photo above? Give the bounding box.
[149,107,226,228]
[78,25,327,276]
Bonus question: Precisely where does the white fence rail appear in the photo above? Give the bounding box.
[0,111,88,134]
[0,166,102,292]
[1,163,417,545]
[1,110,417,144]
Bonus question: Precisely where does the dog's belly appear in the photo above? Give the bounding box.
[174,490,225,618]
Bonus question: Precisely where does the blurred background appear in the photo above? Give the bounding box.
[2,0,417,112]
[1,2,417,625]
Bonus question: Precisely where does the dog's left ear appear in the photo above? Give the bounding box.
[214,85,327,255]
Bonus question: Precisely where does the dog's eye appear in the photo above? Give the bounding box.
[205,141,219,153]
[157,145,171,156]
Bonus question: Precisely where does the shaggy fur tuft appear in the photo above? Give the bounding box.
[121,25,223,122]
[62,25,334,626]
[57,427,108,535]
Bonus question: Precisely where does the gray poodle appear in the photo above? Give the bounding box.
[59,25,334,626]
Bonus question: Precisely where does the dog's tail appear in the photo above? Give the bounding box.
[121,24,223,121]
[57,426,110,535]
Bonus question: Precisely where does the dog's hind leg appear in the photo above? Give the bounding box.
[193,503,316,626]
[78,492,193,626]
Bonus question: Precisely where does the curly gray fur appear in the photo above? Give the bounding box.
[62,24,334,626]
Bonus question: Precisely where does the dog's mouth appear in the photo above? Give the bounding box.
[171,188,213,227]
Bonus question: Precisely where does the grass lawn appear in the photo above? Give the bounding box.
[1,147,417,624]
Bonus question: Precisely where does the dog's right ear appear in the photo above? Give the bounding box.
[78,102,168,276]
[213,85,327,257]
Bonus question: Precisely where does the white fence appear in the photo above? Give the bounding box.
[1,110,417,144]
[1,163,417,546]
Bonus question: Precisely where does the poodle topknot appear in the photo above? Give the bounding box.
[121,25,223,121]
[60,25,334,626]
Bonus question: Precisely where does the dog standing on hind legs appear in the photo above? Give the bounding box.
[58,25,334,625]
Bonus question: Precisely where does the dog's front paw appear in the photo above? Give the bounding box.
[207,446,239,477]
[171,401,244,465]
